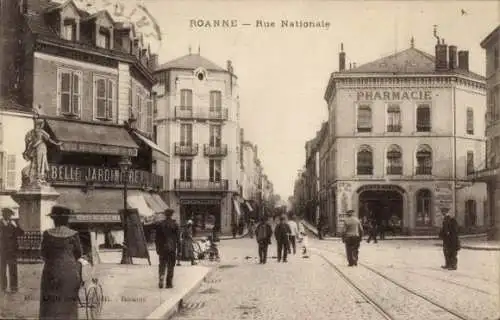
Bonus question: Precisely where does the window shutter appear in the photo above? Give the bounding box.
[60,72,71,114]
[107,80,114,120]
[95,78,106,118]
[72,72,80,115]
[146,100,153,133]
[6,155,16,189]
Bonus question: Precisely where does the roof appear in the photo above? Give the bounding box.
[340,47,484,81]
[480,25,500,48]
[156,53,226,72]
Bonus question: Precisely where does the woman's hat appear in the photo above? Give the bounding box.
[48,205,73,217]
[2,208,16,218]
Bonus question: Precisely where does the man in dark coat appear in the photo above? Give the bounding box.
[0,208,24,293]
[255,215,273,264]
[439,208,460,270]
[155,209,181,288]
[274,215,291,263]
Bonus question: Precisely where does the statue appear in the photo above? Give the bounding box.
[22,116,62,186]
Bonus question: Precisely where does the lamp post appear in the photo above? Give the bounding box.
[119,156,133,265]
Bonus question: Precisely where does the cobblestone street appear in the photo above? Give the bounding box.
[173,237,500,320]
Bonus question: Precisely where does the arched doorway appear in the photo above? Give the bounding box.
[358,185,404,233]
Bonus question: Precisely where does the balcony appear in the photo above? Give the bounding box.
[174,107,228,121]
[357,166,373,175]
[204,144,228,157]
[416,123,431,132]
[174,179,229,191]
[387,125,401,132]
[386,165,403,175]
[416,166,432,175]
[174,143,199,156]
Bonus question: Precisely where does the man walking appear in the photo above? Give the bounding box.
[274,215,291,263]
[0,208,24,293]
[255,216,273,264]
[439,208,460,270]
[366,216,378,244]
[287,215,300,255]
[342,209,363,267]
[155,209,181,289]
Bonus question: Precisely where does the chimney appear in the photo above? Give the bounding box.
[448,45,457,69]
[148,53,158,71]
[227,60,233,73]
[435,39,448,71]
[458,50,469,71]
[339,43,346,72]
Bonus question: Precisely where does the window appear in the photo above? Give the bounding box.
[209,159,222,182]
[487,86,500,122]
[356,145,373,175]
[128,86,133,119]
[180,159,192,181]
[415,189,432,227]
[58,69,81,116]
[62,19,76,41]
[466,108,474,134]
[209,125,222,147]
[416,104,431,132]
[386,145,402,175]
[180,89,193,109]
[209,91,222,112]
[95,78,115,120]
[466,151,474,175]
[387,104,401,132]
[357,105,372,132]
[96,27,111,49]
[4,154,16,190]
[465,200,477,227]
[180,123,193,146]
[416,144,432,175]
[146,99,153,134]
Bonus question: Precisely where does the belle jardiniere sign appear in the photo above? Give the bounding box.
[47,164,163,189]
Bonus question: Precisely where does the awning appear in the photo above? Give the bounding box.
[152,194,169,211]
[143,193,163,213]
[46,119,138,157]
[233,199,242,219]
[132,131,170,161]
[127,192,155,217]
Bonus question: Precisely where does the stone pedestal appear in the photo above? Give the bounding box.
[11,183,60,232]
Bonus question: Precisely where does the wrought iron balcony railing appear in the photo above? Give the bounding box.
[386,165,403,175]
[204,144,228,157]
[387,124,401,132]
[174,107,228,121]
[174,179,229,191]
[357,166,373,175]
[416,166,432,175]
[416,123,431,132]
[174,143,199,156]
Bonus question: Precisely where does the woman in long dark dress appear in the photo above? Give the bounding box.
[179,220,196,265]
[39,206,83,320]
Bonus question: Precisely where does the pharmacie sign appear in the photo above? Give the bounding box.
[48,164,162,187]
[357,90,432,101]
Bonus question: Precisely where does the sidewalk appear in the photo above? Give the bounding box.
[301,220,499,251]
[0,250,213,320]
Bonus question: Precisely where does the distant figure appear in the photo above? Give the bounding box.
[287,215,299,255]
[39,206,82,320]
[0,208,24,293]
[439,208,460,270]
[231,222,237,238]
[255,216,273,264]
[342,210,363,267]
[155,209,181,288]
[178,220,196,266]
[274,215,291,263]
[297,222,309,256]
[366,217,378,244]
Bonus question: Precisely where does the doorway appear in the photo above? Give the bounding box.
[359,189,404,232]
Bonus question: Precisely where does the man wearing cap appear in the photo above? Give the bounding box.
[342,209,363,267]
[274,215,292,263]
[0,208,24,293]
[155,209,181,288]
[439,208,460,270]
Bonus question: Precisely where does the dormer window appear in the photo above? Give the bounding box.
[62,19,76,41]
[97,27,111,49]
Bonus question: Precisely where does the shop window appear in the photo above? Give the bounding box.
[416,144,432,175]
[386,144,402,175]
[415,189,432,227]
[209,159,222,182]
[466,151,474,175]
[94,77,115,120]
[387,104,401,132]
[58,69,81,117]
[357,105,372,132]
[180,159,192,181]
[416,104,431,132]
[464,200,477,227]
[357,145,373,175]
[466,108,474,134]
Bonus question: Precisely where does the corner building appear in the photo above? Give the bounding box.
[154,53,240,235]
[325,39,487,235]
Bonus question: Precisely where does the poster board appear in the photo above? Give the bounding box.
[120,209,151,263]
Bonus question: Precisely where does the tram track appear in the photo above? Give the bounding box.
[314,247,476,320]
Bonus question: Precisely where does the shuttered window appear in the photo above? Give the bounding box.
[357,105,372,132]
[466,108,474,134]
[95,78,115,120]
[58,69,81,116]
[180,89,192,109]
[416,104,431,132]
[209,159,222,182]
[146,99,153,134]
[209,91,222,112]
[6,155,16,189]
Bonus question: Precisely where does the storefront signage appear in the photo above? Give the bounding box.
[60,142,137,157]
[179,199,221,205]
[357,90,432,101]
[70,214,121,223]
[357,184,406,194]
[48,164,163,188]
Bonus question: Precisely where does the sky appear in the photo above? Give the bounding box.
[107,0,500,200]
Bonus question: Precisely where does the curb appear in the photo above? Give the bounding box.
[145,266,216,320]
[434,243,500,251]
